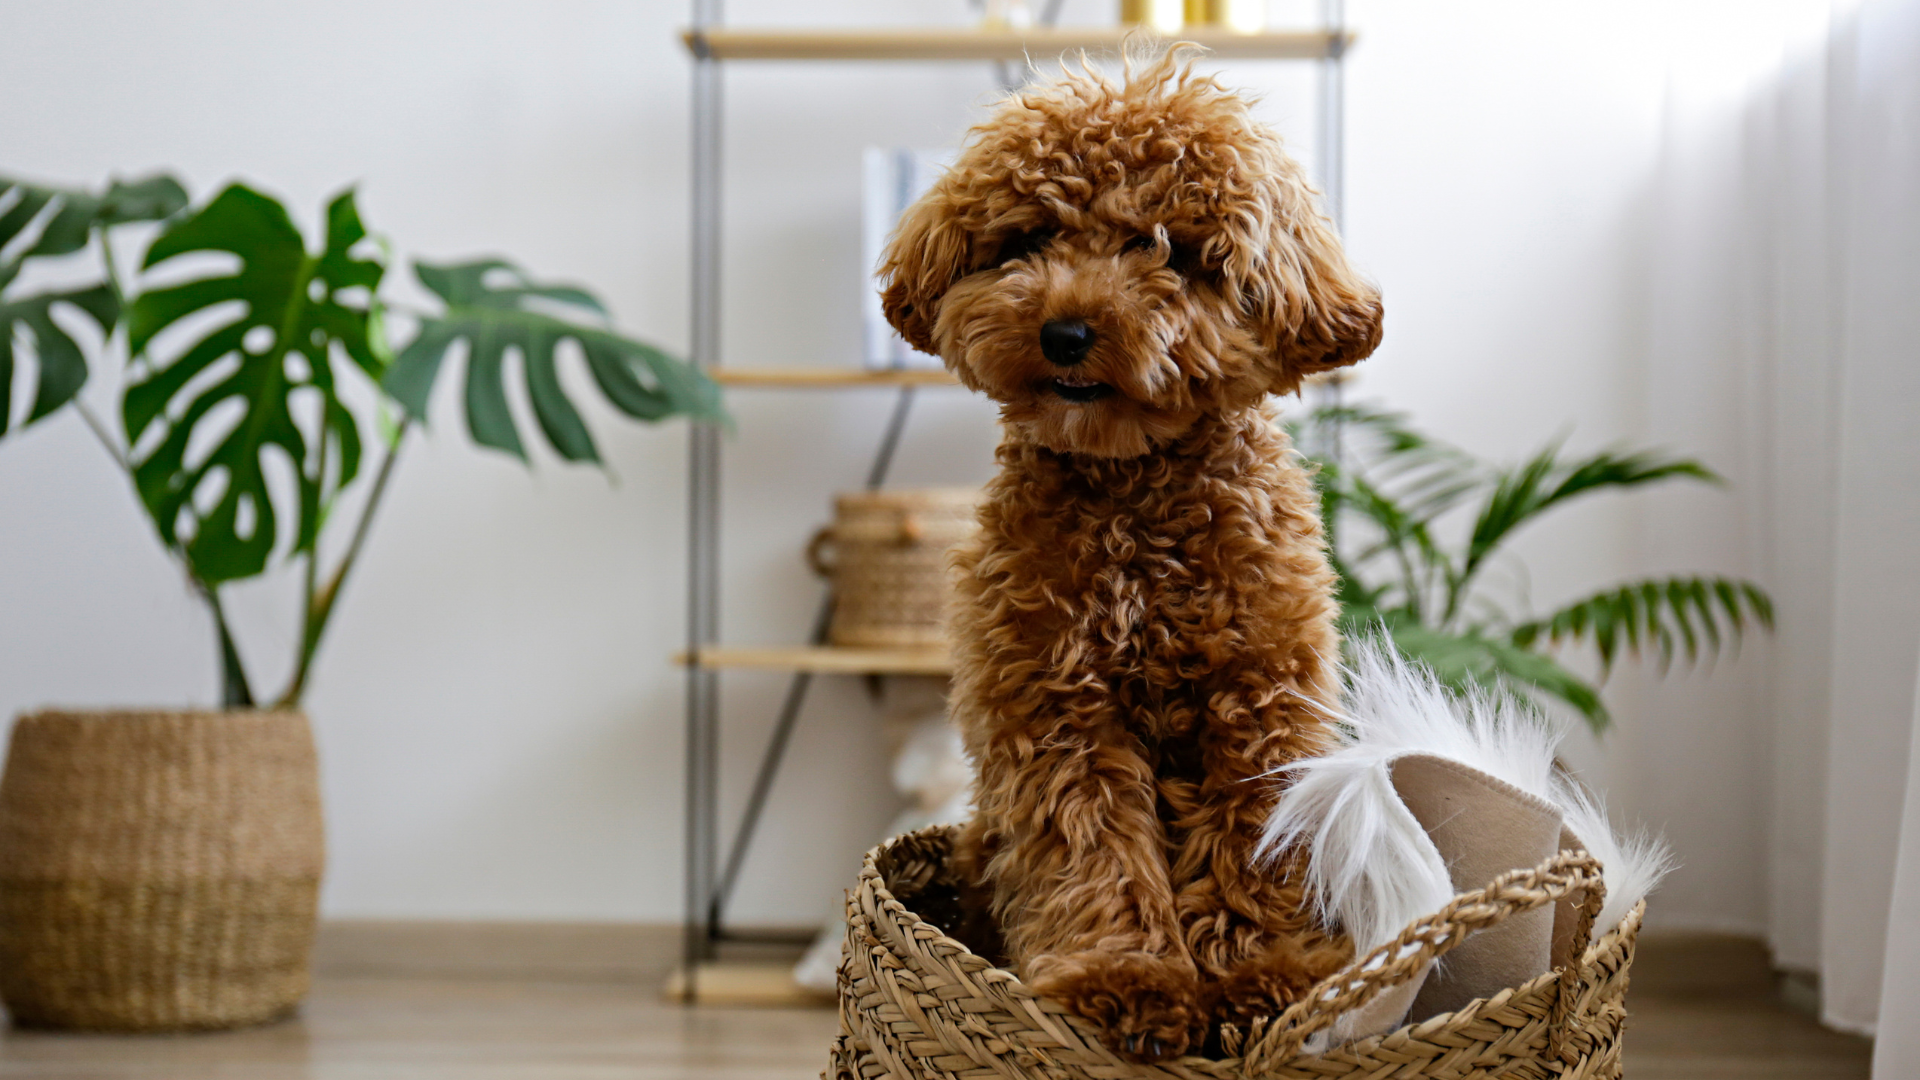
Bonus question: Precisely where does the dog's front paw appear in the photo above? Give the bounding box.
[1210,936,1352,1031]
[1026,951,1200,1063]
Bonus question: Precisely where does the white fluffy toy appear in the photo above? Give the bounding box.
[1260,639,1672,1044]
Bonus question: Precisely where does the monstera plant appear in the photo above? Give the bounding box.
[2,173,722,708]
[0,171,722,1033]
[1290,404,1773,732]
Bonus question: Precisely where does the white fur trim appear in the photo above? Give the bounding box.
[1554,776,1675,933]
[1260,638,1670,955]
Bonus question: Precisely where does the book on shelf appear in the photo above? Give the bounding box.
[862,147,954,372]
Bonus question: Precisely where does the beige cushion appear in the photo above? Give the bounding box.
[1391,753,1563,1019]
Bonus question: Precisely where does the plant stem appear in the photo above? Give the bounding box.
[287,412,331,704]
[274,418,411,707]
[72,400,128,470]
[1443,571,1472,629]
[202,584,257,708]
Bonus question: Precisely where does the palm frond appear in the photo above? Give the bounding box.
[1294,404,1480,618]
[1327,541,1387,610]
[1457,447,1720,607]
[1511,575,1773,674]
[1340,473,1452,617]
[1297,404,1448,456]
[1315,401,1768,732]
[1342,611,1609,732]
[1295,405,1481,497]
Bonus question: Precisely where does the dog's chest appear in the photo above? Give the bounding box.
[996,489,1255,687]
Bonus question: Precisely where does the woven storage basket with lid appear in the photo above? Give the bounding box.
[0,709,325,1031]
[827,826,1638,1080]
[808,488,982,648]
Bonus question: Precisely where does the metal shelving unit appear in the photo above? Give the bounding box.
[677,5,1352,1002]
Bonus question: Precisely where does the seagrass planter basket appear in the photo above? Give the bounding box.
[828,826,1640,1080]
[0,709,325,1031]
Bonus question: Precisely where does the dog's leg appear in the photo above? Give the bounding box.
[960,716,1201,1062]
[1167,685,1352,1037]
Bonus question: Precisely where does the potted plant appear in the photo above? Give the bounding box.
[1290,403,1773,730]
[0,173,722,1030]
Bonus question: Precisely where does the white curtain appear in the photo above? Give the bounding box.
[1877,660,1920,1074]
[1822,0,1920,1045]
[1641,0,1920,1046]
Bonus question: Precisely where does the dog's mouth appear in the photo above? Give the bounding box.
[1045,373,1115,403]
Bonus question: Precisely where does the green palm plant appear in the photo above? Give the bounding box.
[2,173,724,709]
[1289,404,1773,732]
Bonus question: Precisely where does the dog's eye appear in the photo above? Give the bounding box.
[1168,241,1209,277]
[991,229,1053,268]
[1123,235,1157,255]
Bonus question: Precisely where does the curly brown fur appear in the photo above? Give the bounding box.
[878,50,1379,1062]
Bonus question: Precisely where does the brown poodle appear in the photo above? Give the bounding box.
[877,50,1382,1062]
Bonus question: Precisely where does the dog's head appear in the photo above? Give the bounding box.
[879,51,1382,458]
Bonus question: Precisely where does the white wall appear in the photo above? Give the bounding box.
[0,0,1796,930]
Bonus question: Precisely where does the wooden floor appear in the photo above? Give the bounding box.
[0,924,1872,1079]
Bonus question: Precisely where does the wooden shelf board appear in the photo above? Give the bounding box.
[678,644,954,675]
[708,366,958,388]
[682,27,1348,62]
[662,961,835,1007]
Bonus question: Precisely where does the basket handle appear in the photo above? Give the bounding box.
[1238,849,1606,1074]
[806,526,837,578]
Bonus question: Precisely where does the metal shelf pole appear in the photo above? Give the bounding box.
[685,0,724,999]
[1317,0,1347,232]
[1313,0,1349,457]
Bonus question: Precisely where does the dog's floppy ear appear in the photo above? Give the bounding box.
[878,192,971,357]
[1225,139,1383,396]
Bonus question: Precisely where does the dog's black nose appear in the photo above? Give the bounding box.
[1040,320,1095,366]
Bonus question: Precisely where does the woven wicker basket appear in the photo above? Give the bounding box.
[0,709,325,1031]
[829,826,1639,1080]
[807,488,982,648]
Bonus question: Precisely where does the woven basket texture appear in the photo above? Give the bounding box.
[809,488,981,648]
[0,709,325,1031]
[829,826,1639,1080]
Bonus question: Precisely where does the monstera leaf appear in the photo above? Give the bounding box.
[124,184,385,584]
[384,259,723,463]
[0,174,187,435]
